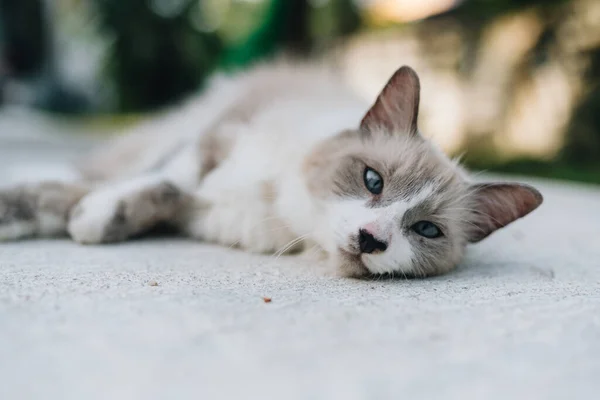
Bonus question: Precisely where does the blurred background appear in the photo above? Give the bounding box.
[0,0,599,183]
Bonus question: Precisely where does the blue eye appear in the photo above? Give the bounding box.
[411,221,443,239]
[364,167,383,195]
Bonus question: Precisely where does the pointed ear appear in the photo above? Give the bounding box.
[467,183,543,243]
[360,66,421,136]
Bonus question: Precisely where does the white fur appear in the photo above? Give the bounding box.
[160,144,202,191]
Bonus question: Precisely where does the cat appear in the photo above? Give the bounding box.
[0,60,543,278]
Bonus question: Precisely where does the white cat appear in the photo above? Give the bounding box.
[0,60,543,278]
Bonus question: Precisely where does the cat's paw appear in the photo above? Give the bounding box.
[68,179,185,244]
[68,195,127,244]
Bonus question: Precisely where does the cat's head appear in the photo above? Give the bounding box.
[304,66,543,278]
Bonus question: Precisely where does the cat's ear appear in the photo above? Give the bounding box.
[360,66,421,136]
[467,183,543,243]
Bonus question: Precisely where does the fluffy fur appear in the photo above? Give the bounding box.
[0,60,543,278]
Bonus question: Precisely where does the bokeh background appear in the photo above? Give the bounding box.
[1,0,599,183]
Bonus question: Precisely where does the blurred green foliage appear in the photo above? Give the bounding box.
[94,0,360,110]
[451,0,568,18]
[94,0,222,112]
[562,55,600,168]
[0,0,48,77]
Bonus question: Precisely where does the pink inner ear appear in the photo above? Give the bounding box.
[468,183,543,243]
[360,66,421,136]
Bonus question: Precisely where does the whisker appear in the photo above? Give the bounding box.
[273,233,311,259]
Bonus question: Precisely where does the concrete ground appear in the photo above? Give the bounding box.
[1,110,599,400]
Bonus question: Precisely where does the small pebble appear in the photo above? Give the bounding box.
[148,281,159,287]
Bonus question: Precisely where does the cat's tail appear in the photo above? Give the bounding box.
[0,181,89,241]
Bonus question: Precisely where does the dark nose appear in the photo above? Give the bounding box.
[358,229,388,254]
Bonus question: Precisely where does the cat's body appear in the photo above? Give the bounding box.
[0,60,543,278]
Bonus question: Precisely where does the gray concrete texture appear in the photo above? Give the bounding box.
[1,110,599,400]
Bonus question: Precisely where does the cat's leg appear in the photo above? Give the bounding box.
[68,97,272,245]
[67,145,199,244]
[67,177,192,244]
[0,182,89,241]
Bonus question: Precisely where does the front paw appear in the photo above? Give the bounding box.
[68,180,187,244]
[68,196,126,244]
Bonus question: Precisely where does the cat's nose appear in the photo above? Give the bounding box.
[358,229,388,254]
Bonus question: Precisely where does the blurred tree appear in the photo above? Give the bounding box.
[221,0,360,69]
[308,0,361,51]
[432,0,569,72]
[462,0,600,172]
[94,0,222,112]
[220,0,299,68]
[0,0,49,77]
[561,51,600,167]
[0,0,92,113]
[456,0,568,18]
[94,0,361,111]
[437,0,600,182]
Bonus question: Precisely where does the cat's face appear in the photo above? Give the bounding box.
[304,66,543,278]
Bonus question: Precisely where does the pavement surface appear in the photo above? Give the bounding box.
[1,110,600,400]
